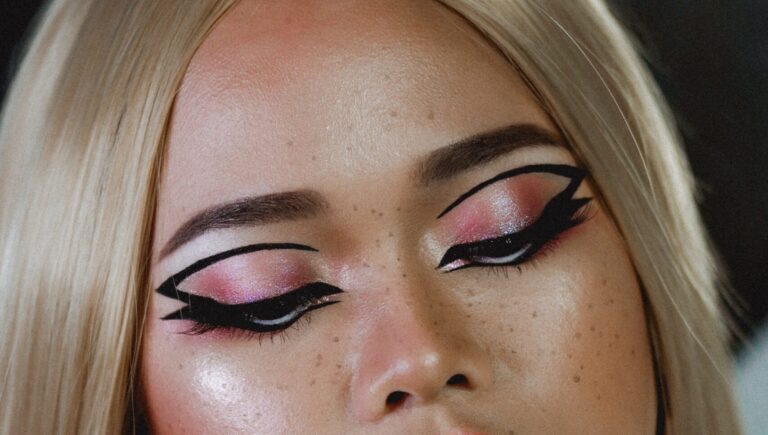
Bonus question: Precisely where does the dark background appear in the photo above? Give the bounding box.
[2,1,766,350]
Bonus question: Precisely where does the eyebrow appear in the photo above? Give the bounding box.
[159,190,328,259]
[415,123,562,186]
[160,123,559,260]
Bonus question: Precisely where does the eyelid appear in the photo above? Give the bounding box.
[155,242,317,300]
[437,196,592,272]
[436,164,592,272]
[161,281,344,333]
[437,163,586,219]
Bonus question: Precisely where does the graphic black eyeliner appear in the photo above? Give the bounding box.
[154,242,344,335]
[436,163,586,219]
[159,282,343,334]
[437,164,592,272]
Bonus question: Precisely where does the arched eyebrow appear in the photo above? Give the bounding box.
[415,123,562,186]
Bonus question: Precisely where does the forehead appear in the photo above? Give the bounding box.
[158,0,555,252]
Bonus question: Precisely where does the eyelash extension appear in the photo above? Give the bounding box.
[155,243,343,338]
[159,281,344,336]
[437,164,594,272]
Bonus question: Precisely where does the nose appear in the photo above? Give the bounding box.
[350,286,494,422]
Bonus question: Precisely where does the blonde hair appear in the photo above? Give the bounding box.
[0,1,741,433]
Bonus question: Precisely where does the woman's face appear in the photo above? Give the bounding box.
[142,1,657,433]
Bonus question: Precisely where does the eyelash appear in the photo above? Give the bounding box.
[437,195,594,273]
[161,282,343,341]
[479,237,563,278]
[184,312,316,343]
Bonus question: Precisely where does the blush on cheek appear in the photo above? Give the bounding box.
[182,254,314,304]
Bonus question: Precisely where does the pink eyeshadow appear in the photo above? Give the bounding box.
[441,174,559,245]
[181,253,313,304]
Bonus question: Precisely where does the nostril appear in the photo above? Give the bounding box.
[385,390,408,409]
[446,373,469,387]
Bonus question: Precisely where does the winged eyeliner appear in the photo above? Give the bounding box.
[156,164,591,333]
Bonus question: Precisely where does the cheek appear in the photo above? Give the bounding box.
[140,317,339,434]
[475,209,656,432]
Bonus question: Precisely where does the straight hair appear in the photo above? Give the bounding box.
[0,1,741,433]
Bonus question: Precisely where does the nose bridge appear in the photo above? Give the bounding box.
[350,275,493,422]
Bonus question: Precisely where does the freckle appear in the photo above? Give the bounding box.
[353,204,358,211]
[427,111,435,120]
[467,302,473,307]
[567,353,572,359]
[590,325,596,332]
[597,394,601,401]
[573,375,581,383]
[371,208,376,214]
[284,16,293,24]
[336,364,342,369]
[614,333,620,340]
[396,257,401,262]
[608,298,614,304]
[388,232,394,238]
[499,303,506,308]
[311,155,317,161]
[509,327,514,332]
[402,273,407,278]
[286,140,293,146]
[309,378,316,386]
[387,109,398,117]
[608,343,613,348]
[631,348,636,356]
[588,303,594,309]
[580,364,584,370]
[601,278,607,286]
[315,353,323,367]
[465,314,472,319]
[532,311,538,318]
[575,332,582,339]
[378,212,383,217]
[597,350,601,356]
[333,336,340,343]
[178,363,183,370]
[513,301,519,306]
[385,287,390,293]
[480,320,487,325]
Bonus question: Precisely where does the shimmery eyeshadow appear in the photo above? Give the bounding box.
[440,172,567,245]
[181,252,314,304]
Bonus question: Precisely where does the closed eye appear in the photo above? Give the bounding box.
[154,243,343,338]
[436,164,593,273]
[159,281,344,335]
[437,196,592,272]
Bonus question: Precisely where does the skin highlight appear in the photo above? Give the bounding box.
[141,1,657,433]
